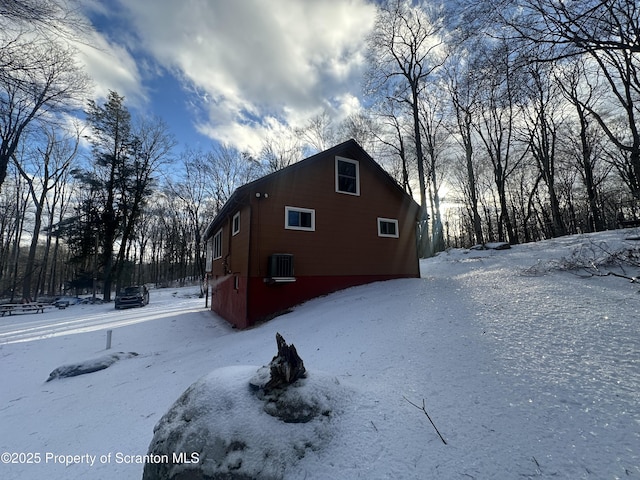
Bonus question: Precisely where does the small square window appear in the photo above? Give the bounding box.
[336,157,360,195]
[285,206,315,231]
[232,212,240,236]
[378,218,399,238]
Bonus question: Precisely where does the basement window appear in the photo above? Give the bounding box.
[336,156,360,195]
[266,254,296,283]
[285,206,315,231]
[378,218,399,238]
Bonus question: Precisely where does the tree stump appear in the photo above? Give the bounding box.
[262,333,306,393]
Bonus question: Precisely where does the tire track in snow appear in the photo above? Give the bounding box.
[0,298,205,344]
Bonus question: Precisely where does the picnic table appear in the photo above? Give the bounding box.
[0,302,48,316]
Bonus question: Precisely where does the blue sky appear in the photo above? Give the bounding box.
[75,0,378,155]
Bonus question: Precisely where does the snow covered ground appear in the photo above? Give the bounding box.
[1,229,639,479]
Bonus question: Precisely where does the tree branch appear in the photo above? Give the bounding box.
[403,396,447,445]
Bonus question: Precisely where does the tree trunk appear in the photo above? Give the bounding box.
[263,333,306,393]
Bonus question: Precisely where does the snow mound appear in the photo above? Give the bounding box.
[470,241,511,250]
[45,352,138,382]
[143,365,349,480]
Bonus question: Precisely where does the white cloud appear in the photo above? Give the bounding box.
[71,0,154,111]
[73,29,148,108]
[113,0,377,151]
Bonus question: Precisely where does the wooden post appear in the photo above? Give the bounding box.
[106,329,112,350]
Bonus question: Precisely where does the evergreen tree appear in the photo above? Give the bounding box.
[80,90,133,301]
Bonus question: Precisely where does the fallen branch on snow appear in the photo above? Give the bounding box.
[522,238,640,286]
[403,396,447,445]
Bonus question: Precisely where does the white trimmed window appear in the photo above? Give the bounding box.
[213,229,223,259]
[285,206,315,231]
[378,218,399,238]
[232,212,240,236]
[335,157,360,195]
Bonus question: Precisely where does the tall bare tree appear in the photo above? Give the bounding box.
[474,39,527,244]
[556,59,610,232]
[13,124,80,300]
[165,149,215,292]
[366,0,444,256]
[42,157,75,295]
[419,84,448,253]
[519,56,567,237]
[444,51,485,245]
[0,167,28,298]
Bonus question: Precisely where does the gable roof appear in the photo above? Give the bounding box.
[203,139,420,240]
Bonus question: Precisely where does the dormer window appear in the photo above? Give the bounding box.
[336,157,360,195]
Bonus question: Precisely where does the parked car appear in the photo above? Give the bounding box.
[53,296,82,308]
[80,296,103,304]
[114,285,149,309]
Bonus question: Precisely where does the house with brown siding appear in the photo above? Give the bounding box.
[203,139,421,329]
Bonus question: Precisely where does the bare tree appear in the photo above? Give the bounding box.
[0,1,90,190]
[0,168,21,293]
[556,58,611,232]
[444,51,484,244]
[0,166,29,298]
[166,149,218,291]
[500,0,640,198]
[366,0,444,256]
[372,97,414,197]
[207,144,262,211]
[474,39,528,244]
[259,130,302,173]
[42,158,75,295]
[13,124,80,300]
[0,0,87,36]
[519,56,567,237]
[419,85,449,253]
[503,0,640,56]
[295,110,335,154]
[336,111,379,155]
